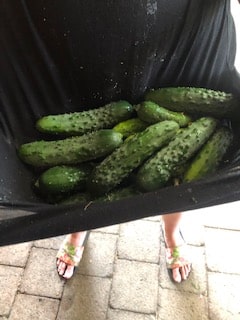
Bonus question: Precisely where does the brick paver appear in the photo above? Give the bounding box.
[20,247,64,298]
[0,242,32,267]
[110,259,159,313]
[118,220,161,263]
[107,309,156,320]
[0,266,23,317]
[77,232,118,277]
[205,228,240,274]
[8,294,59,320]
[208,272,240,320]
[157,289,209,320]
[57,275,111,320]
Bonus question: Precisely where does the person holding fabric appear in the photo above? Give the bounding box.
[1,1,239,281]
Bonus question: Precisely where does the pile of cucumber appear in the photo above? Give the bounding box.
[18,87,237,205]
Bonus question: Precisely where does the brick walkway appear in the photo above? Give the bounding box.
[0,200,240,319]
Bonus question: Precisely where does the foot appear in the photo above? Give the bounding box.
[56,231,88,279]
[163,229,192,283]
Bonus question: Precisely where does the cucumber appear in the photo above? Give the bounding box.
[145,87,240,119]
[38,164,94,194]
[36,100,134,136]
[33,179,67,204]
[60,186,141,205]
[100,186,142,202]
[87,120,180,196]
[59,192,91,205]
[183,126,233,182]
[113,118,149,138]
[135,101,192,127]
[136,117,218,192]
[18,129,123,167]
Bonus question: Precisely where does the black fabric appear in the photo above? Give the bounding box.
[0,0,240,245]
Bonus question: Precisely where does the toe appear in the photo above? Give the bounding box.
[57,260,67,276]
[62,265,75,279]
[172,268,182,283]
[172,263,192,283]
[57,260,74,279]
[180,264,191,281]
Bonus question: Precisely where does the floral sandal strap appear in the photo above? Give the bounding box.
[56,240,84,267]
[166,244,191,269]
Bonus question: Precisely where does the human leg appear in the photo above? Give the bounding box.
[162,212,191,283]
[56,231,89,279]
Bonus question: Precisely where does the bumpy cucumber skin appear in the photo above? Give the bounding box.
[59,186,141,205]
[136,117,218,192]
[38,164,93,194]
[145,87,240,119]
[87,120,180,196]
[59,192,91,205]
[183,126,233,182]
[18,129,123,167]
[113,118,149,138]
[36,100,134,136]
[136,101,192,127]
[100,186,142,202]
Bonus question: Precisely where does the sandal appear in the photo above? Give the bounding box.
[162,229,192,283]
[56,231,90,279]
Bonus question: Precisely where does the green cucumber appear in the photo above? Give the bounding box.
[145,87,240,119]
[33,179,67,204]
[100,186,142,202]
[136,117,218,192]
[113,118,149,138]
[135,101,192,127]
[36,100,134,136]
[183,126,233,182]
[60,186,141,205]
[38,164,94,195]
[87,120,180,196]
[59,192,91,205]
[18,129,123,167]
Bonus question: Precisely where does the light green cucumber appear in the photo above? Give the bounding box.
[136,117,218,192]
[36,100,134,136]
[38,164,93,195]
[145,87,240,119]
[135,101,192,127]
[183,126,233,182]
[87,120,180,196]
[113,118,149,138]
[18,129,123,167]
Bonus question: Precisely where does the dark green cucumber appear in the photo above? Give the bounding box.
[87,120,180,196]
[33,179,67,204]
[59,192,91,205]
[38,164,94,194]
[36,100,134,136]
[183,126,233,182]
[60,186,141,205]
[99,186,142,202]
[136,117,218,192]
[113,118,149,138]
[135,101,192,127]
[18,129,123,167]
[145,87,240,119]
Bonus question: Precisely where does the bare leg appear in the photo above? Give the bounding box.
[162,212,191,283]
[56,231,88,279]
